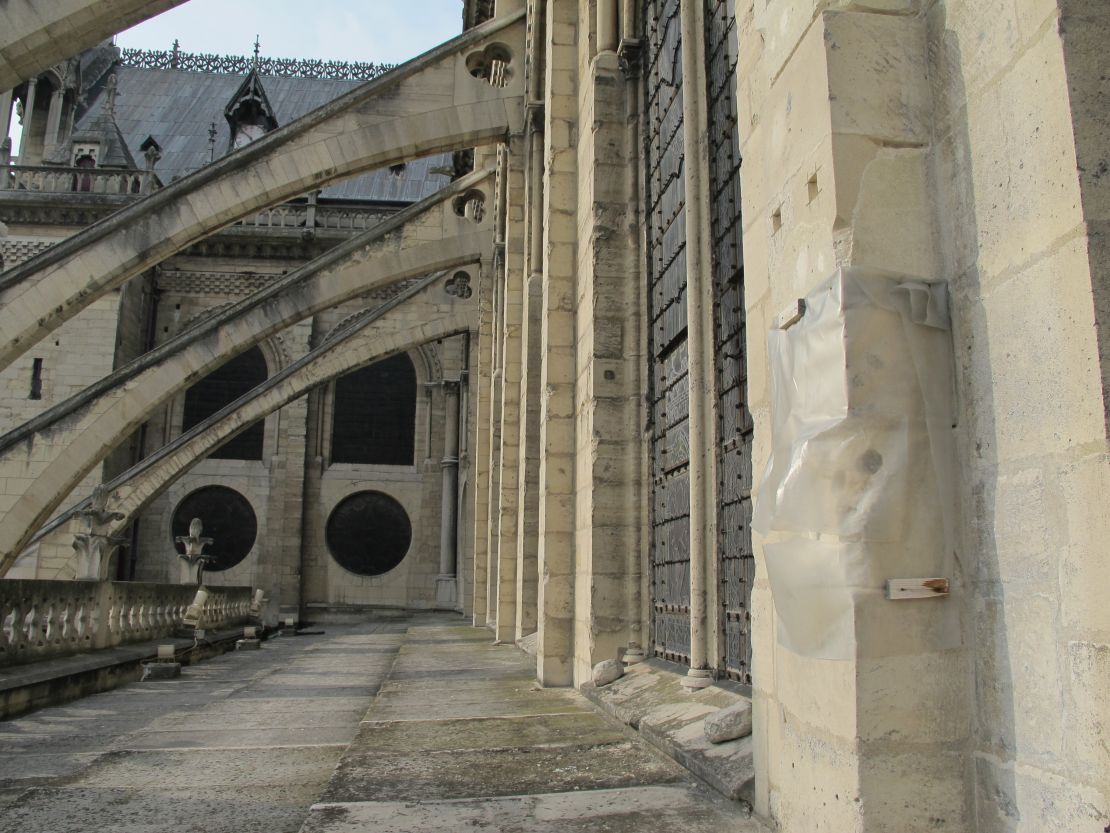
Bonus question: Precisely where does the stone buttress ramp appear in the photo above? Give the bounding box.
[0,0,188,90]
[30,269,478,551]
[0,171,494,574]
[0,9,524,371]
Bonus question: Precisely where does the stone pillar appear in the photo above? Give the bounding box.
[42,87,64,159]
[16,79,36,164]
[470,255,496,626]
[534,0,579,686]
[737,4,971,831]
[514,105,545,641]
[678,0,714,691]
[483,277,504,628]
[597,0,619,54]
[0,90,13,147]
[494,137,526,643]
[435,379,461,607]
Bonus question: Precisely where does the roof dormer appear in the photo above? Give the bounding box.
[224,59,277,152]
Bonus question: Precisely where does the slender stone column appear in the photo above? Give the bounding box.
[0,90,13,147]
[15,80,36,164]
[436,380,461,607]
[514,105,544,640]
[620,0,636,42]
[597,0,618,54]
[678,0,714,691]
[494,136,525,643]
[42,87,64,159]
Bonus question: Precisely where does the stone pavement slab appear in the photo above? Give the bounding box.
[299,615,765,833]
[0,622,404,833]
[0,613,766,833]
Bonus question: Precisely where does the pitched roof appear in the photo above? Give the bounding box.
[73,64,452,202]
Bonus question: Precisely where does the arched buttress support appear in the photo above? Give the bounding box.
[0,0,190,91]
[0,178,494,574]
[0,9,525,371]
[32,270,478,547]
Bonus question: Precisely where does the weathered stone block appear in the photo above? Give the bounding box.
[704,701,754,744]
[141,661,181,680]
[591,658,624,687]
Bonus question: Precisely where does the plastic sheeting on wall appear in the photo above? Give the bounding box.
[752,268,959,660]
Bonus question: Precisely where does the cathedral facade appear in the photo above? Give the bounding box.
[0,1,1107,831]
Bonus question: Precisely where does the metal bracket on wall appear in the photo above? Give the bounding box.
[775,298,806,330]
[885,578,950,600]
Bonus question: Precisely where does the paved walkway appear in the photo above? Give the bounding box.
[0,613,762,833]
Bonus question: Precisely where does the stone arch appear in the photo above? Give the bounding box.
[0,197,492,573]
[0,0,189,91]
[0,11,525,372]
[33,284,476,541]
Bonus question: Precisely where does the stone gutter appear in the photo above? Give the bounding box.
[581,661,755,806]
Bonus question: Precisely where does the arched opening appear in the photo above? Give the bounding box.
[182,346,268,460]
[330,352,417,465]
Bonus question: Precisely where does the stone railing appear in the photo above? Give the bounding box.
[239,203,388,232]
[0,580,253,668]
[119,46,394,82]
[0,166,388,234]
[314,205,390,232]
[1,165,154,196]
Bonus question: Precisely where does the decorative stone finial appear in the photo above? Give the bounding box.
[175,517,215,585]
[253,35,261,67]
[207,121,218,162]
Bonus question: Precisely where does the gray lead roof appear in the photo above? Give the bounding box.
[76,65,453,202]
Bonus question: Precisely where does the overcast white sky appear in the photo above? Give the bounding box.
[8,1,463,147]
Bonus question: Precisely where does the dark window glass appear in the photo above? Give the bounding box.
[325,490,411,576]
[29,358,43,400]
[182,347,267,460]
[171,485,257,572]
[331,353,416,465]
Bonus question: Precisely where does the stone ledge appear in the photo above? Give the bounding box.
[582,662,755,804]
[0,626,259,719]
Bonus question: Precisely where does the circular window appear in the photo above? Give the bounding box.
[326,491,412,576]
[171,486,257,572]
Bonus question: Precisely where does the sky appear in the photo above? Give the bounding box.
[115,0,464,65]
[8,0,464,148]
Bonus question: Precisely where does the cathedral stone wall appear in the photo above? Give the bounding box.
[928,0,1110,829]
[734,0,1109,830]
[0,2,1106,831]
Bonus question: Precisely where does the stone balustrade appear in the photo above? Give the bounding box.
[0,166,387,232]
[1,165,151,195]
[242,203,388,232]
[0,580,253,668]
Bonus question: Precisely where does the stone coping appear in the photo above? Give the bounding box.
[0,625,261,719]
[582,661,755,805]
